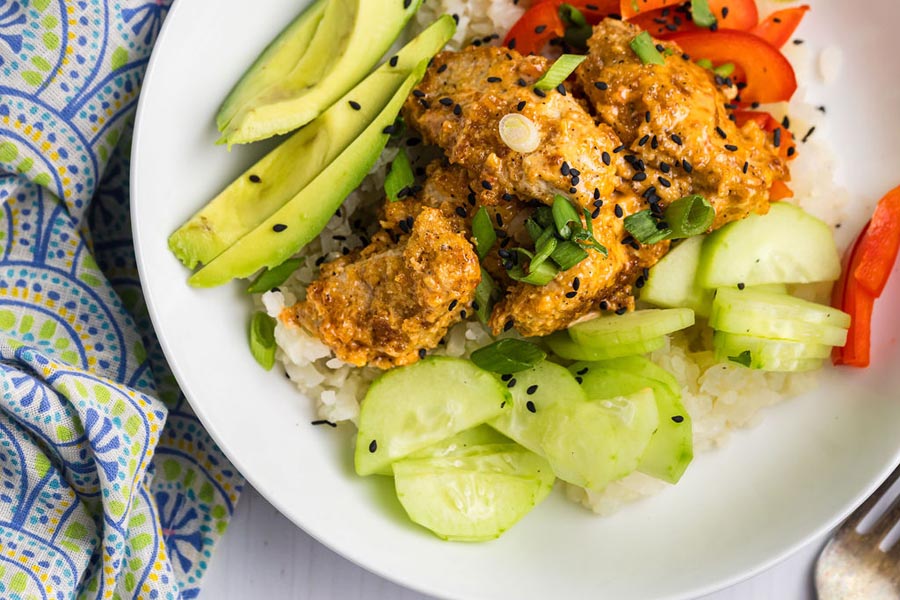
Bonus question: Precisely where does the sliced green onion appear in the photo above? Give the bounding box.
[530,229,558,272]
[470,339,547,374]
[664,194,715,239]
[525,218,544,243]
[728,350,752,367]
[509,260,559,285]
[535,54,587,91]
[384,149,414,202]
[499,113,541,153]
[691,0,717,28]
[551,240,589,270]
[247,258,303,293]
[630,0,640,12]
[630,31,665,66]
[472,207,497,260]
[559,4,592,50]
[696,58,714,70]
[624,210,671,245]
[713,62,735,77]
[534,206,554,229]
[249,311,277,370]
[474,268,499,326]
[552,195,580,239]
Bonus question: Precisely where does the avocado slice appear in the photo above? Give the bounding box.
[169,16,456,270]
[218,0,423,144]
[189,62,428,287]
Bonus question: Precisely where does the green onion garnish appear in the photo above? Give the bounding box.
[713,62,735,77]
[247,258,303,293]
[728,350,752,367]
[384,149,414,202]
[525,218,544,243]
[474,268,499,326]
[534,205,555,229]
[472,207,497,260]
[696,58,714,70]
[691,0,717,28]
[551,240,589,270]
[470,339,547,374]
[249,311,277,370]
[535,54,588,91]
[665,194,715,239]
[530,229,558,272]
[624,210,671,245]
[630,31,665,66]
[559,4,592,50]
[509,260,559,285]
[552,195,580,239]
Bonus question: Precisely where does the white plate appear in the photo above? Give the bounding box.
[132,2,900,598]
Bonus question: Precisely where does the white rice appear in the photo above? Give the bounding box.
[262,0,850,514]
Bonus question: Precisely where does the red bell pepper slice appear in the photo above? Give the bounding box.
[619,0,680,20]
[668,30,797,104]
[626,0,758,36]
[503,2,566,55]
[851,185,900,297]
[733,110,797,161]
[768,180,793,202]
[832,224,873,367]
[534,0,620,23]
[750,5,809,49]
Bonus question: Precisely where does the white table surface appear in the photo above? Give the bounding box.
[201,485,824,600]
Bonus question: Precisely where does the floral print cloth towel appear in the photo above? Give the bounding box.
[0,0,244,597]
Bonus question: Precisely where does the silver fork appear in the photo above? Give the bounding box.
[816,464,900,599]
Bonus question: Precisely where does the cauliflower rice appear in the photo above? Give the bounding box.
[259,0,849,514]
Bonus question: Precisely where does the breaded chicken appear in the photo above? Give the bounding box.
[489,191,669,337]
[403,46,621,211]
[283,208,481,368]
[576,19,787,227]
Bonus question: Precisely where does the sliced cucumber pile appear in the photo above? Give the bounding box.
[640,236,714,317]
[710,287,850,372]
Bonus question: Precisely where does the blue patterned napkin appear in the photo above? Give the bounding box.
[0,0,244,597]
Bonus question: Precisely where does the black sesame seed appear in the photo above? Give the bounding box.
[682,158,693,173]
[792,38,804,45]
[249,174,261,183]
[573,277,581,291]
[671,134,683,145]
[437,63,448,73]
[638,134,650,147]
[787,146,796,157]
[507,378,517,388]
[599,300,609,310]
[315,256,326,266]
[633,172,648,182]
[591,207,601,219]
[398,220,410,233]
[533,87,546,97]
[272,223,287,232]
[671,415,685,423]
[526,400,537,413]
[802,126,816,143]
[716,126,727,139]
[724,144,738,152]
[615,307,627,315]
[645,110,651,123]
[453,104,462,116]
[527,385,538,395]
[614,204,623,218]
[561,161,571,176]
[655,43,665,52]
[460,309,467,319]
[504,319,514,331]
[651,135,659,149]
[594,188,601,200]
[635,276,645,289]
[481,180,493,190]
[594,81,609,90]
[737,282,746,290]
[382,125,398,135]
[602,151,611,166]
[439,97,453,106]
[742,161,749,174]
[658,176,671,188]
[455,206,468,218]
[495,213,504,227]
[517,78,527,87]
[501,373,513,381]
[389,56,399,67]
[403,0,412,8]
[419,99,430,109]
[487,76,502,83]
[781,116,791,129]
[613,144,626,153]
[448,299,458,311]
[516,100,526,111]
[418,348,426,359]
[773,128,782,148]
[575,376,583,384]
[556,83,567,96]
[722,6,729,17]
[660,161,670,173]
[565,291,577,298]
[535,24,547,33]
[369,440,378,453]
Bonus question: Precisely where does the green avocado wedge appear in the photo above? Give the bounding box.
[189,62,427,287]
[218,0,423,144]
[169,16,456,270]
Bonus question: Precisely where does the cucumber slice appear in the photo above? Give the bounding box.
[393,449,554,541]
[710,288,850,346]
[641,236,714,317]
[697,203,841,288]
[540,388,658,491]
[568,308,695,348]
[371,426,512,476]
[354,357,511,476]
[489,361,587,456]
[713,331,829,372]
[546,331,666,361]
[572,360,692,484]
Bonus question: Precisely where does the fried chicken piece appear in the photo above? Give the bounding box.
[489,192,669,337]
[577,19,787,227]
[283,207,481,368]
[403,46,621,211]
